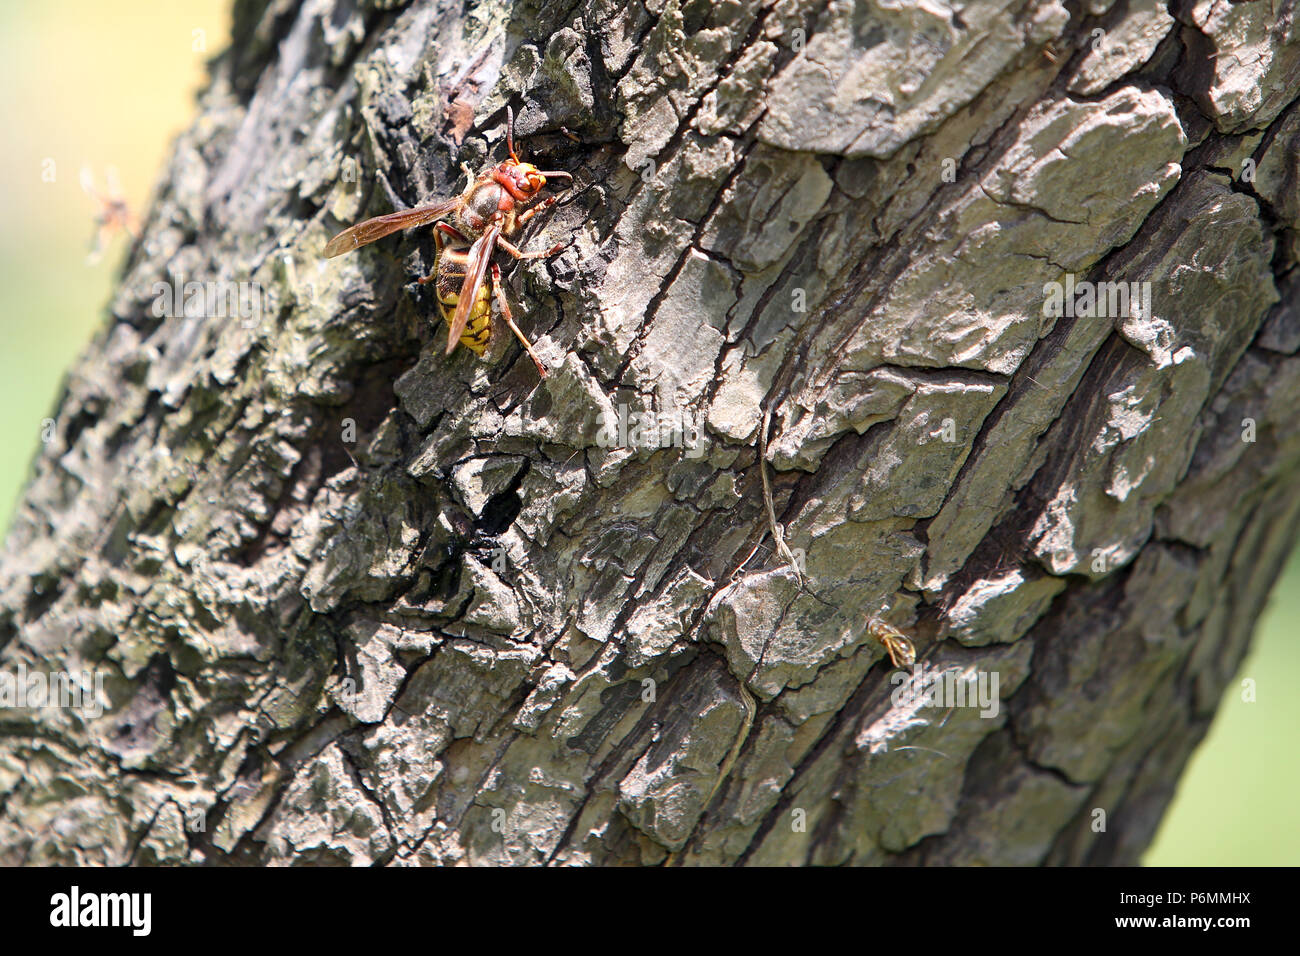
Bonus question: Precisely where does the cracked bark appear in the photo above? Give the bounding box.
[1,0,1298,866]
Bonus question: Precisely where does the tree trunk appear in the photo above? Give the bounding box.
[1,0,1298,866]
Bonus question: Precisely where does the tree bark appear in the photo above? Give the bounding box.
[1,0,1298,866]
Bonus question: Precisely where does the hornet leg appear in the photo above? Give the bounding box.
[491,262,548,379]
[497,235,566,259]
[516,195,557,226]
[418,223,466,284]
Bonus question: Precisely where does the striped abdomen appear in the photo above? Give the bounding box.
[435,244,491,356]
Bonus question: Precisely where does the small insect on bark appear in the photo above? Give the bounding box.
[323,107,572,378]
[867,609,916,671]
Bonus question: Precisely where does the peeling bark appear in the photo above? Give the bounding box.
[1,0,1298,866]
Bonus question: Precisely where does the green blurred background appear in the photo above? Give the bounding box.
[0,0,1295,865]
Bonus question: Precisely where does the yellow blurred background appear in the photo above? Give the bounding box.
[0,0,230,513]
[0,0,1295,866]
